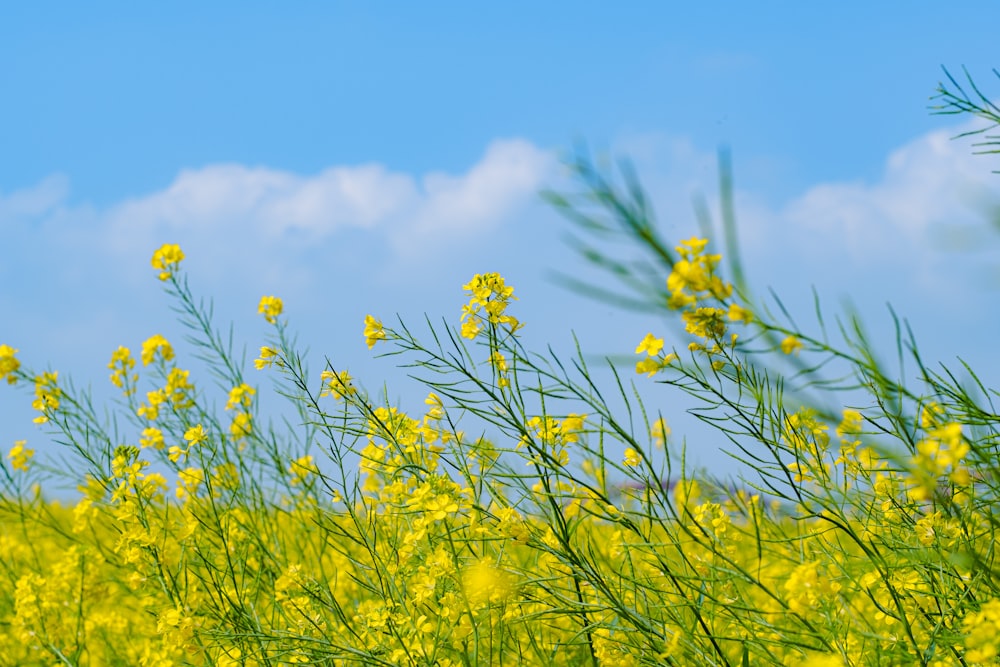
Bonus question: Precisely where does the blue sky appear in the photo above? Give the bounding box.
[3,3,1000,484]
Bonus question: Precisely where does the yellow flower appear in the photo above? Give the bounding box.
[674,478,700,509]
[636,357,661,377]
[320,370,356,400]
[184,424,207,446]
[254,346,279,370]
[425,392,444,421]
[151,243,185,281]
[141,334,174,366]
[137,388,167,420]
[727,302,753,323]
[8,441,34,472]
[0,344,21,384]
[257,295,284,324]
[139,427,165,450]
[682,307,728,340]
[107,345,137,393]
[635,333,664,357]
[490,350,508,372]
[635,353,676,378]
[963,598,1000,663]
[165,367,194,408]
[460,273,520,339]
[225,383,256,410]
[677,236,709,259]
[666,237,732,310]
[364,314,386,349]
[623,447,642,467]
[460,317,481,340]
[780,335,804,355]
[31,372,61,423]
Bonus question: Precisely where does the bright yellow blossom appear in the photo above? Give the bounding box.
[462,558,516,606]
[165,367,194,407]
[425,392,444,421]
[635,333,664,356]
[139,427,165,450]
[623,447,641,467]
[31,371,61,423]
[682,307,728,340]
[8,441,33,471]
[727,302,753,323]
[963,598,1000,663]
[225,383,256,410]
[636,353,677,377]
[141,334,174,366]
[184,424,207,447]
[320,370,356,400]
[460,272,521,339]
[836,409,863,438]
[364,315,386,349]
[255,346,279,370]
[667,237,732,309]
[137,388,167,420]
[636,357,660,377]
[0,344,19,384]
[151,243,185,280]
[780,335,804,355]
[257,295,284,324]
[107,346,137,393]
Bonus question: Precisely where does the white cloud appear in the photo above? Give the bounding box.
[409,139,553,239]
[106,162,419,240]
[610,121,998,262]
[95,138,553,256]
[0,174,69,220]
[778,120,997,251]
[0,138,554,293]
[5,125,994,307]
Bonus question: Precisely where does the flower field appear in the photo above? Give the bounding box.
[2,158,999,666]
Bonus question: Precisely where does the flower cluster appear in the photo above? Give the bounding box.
[30,371,60,424]
[460,272,521,340]
[7,440,33,471]
[150,243,185,281]
[257,295,283,324]
[668,238,749,347]
[634,237,753,377]
[108,346,137,395]
[667,237,732,308]
[320,369,356,400]
[0,344,20,384]
[907,402,971,500]
[634,332,677,377]
[141,334,174,366]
